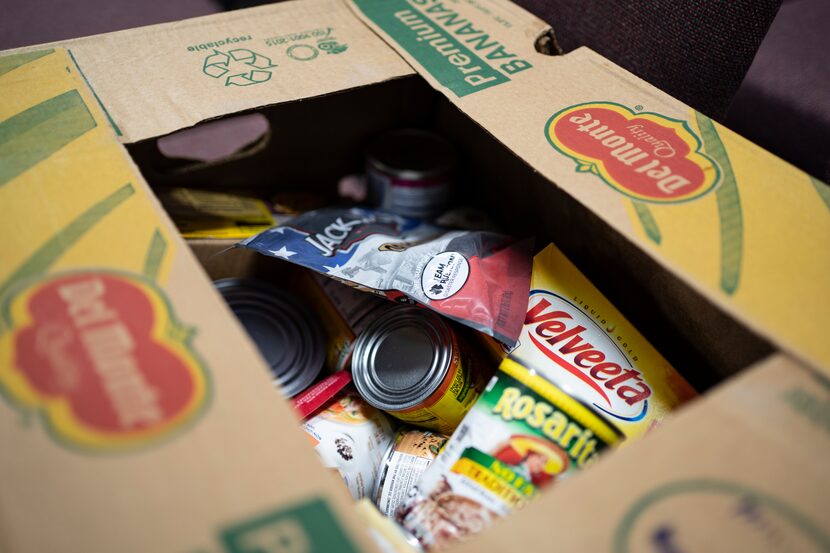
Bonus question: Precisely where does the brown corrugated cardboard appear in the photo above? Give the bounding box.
[1,0,829,551]
[0,47,373,553]
[9,0,415,143]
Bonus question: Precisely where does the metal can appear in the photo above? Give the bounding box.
[351,306,479,433]
[397,358,625,550]
[302,389,396,500]
[298,273,392,373]
[374,428,448,518]
[366,129,455,219]
[215,278,324,397]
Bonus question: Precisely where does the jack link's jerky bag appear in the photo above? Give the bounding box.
[239,207,532,345]
[397,243,697,550]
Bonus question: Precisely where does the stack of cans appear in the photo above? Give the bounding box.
[215,278,324,397]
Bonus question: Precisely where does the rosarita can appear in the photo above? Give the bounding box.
[366,129,455,220]
[352,306,479,434]
[215,278,324,397]
[397,358,625,550]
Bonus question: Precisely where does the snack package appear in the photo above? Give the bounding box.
[397,243,698,550]
[157,187,275,239]
[238,207,532,344]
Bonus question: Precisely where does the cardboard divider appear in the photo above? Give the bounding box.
[187,239,290,282]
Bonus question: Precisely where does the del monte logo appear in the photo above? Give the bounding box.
[546,102,720,203]
[0,271,209,451]
[522,291,651,422]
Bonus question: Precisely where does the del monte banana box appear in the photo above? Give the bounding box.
[3,0,830,551]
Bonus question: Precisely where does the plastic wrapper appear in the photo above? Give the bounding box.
[238,207,532,345]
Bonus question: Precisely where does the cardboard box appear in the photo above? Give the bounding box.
[1,0,828,551]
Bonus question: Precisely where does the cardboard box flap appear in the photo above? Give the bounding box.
[10,0,415,143]
[451,352,830,552]
[348,0,830,376]
[0,48,374,553]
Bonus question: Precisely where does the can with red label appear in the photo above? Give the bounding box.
[366,129,455,219]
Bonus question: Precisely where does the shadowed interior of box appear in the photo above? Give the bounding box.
[127,74,774,398]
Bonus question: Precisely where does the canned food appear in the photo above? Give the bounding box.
[398,359,625,550]
[302,389,396,500]
[374,428,448,517]
[298,273,392,373]
[366,129,455,219]
[352,306,479,433]
[215,278,324,397]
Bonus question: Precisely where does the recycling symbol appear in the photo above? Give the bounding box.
[202,48,276,87]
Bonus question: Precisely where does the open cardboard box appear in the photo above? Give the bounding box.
[1,0,829,551]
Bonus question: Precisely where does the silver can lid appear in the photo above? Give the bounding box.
[215,278,324,397]
[352,306,454,411]
[366,129,455,181]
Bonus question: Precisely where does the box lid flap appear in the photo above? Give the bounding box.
[0,46,374,553]
[9,0,416,143]
[348,0,830,376]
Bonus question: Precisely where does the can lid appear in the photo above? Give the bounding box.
[215,278,324,397]
[352,306,453,410]
[366,129,455,180]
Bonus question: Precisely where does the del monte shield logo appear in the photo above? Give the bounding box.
[0,271,209,451]
[546,102,720,203]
